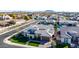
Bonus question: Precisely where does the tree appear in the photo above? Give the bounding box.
[23,16,30,20]
[54,22,58,31]
[9,14,16,19]
[56,43,70,48]
[0,13,3,16]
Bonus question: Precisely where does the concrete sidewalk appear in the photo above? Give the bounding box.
[3,20,38,48]
[0,19,34,35]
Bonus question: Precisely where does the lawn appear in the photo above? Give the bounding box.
[56,43,70,48]
[10,36,27,45]
[28,42,40,47]
[64,46,68,48]
[10,34,41,47]
[11,39,26,45]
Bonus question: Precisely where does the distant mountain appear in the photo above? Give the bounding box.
[45,10,55,12]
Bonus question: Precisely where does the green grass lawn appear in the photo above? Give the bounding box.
[11,38,40,47]
[64,46,68,48]
[56,43,70,48]
[28,42,40,47]
[10,35,40,47]
[10,39,26,45]
[10,36,27,45]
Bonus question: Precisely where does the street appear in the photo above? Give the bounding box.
[0,20,37,48]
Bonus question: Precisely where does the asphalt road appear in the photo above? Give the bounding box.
[0,21,37,48]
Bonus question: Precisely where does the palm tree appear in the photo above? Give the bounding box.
[50,15,60,48]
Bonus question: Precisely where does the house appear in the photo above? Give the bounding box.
[59,19,78,26]
[76,16,79,21]
[21,24,54,44]
[48,15,55,20]
[67,31,79,44]
[0,15,15,27]
[0,15,12,20]
[37,16,47,20]
[60,32,72,44]
[33,14,48,20]
[38,20,55,25]
[60,26,79,47]
[48,14,57,20]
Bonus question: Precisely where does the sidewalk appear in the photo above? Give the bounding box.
[0,19,35,35]
[3,19,38,48]
[4,36,36,48]
[3,21,38,48]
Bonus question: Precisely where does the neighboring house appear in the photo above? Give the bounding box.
[16,14,23,19]
[0,15,15,27]
[32,14,40,20]
[48,14,57,20]
[0,16,3,20]
[21,24,54,44]
[0,15,12,20]
[37,16,47,20]
[59,19,78,26]
[38,20,55,25]
[60,26,79,47]
[76,16,79,21]
[33,14,47,20]
[60,32,72,44]
[67,31,79,44]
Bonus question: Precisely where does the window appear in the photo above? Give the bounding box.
[64,38,68,43]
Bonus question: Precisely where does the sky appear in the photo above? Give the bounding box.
[0,0,79,12]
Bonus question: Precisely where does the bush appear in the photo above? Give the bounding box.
[24,16,30,20]
[11,34,28,44]
[56,43,70,48]
[9,14,16,19]
[28,42,40,47]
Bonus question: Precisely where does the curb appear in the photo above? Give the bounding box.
[0,20,36,36]
[4,35,36,48]
[3,20,38,48]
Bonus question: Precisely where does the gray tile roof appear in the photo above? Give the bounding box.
[60,26,79,38]
[22,24,54,37]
